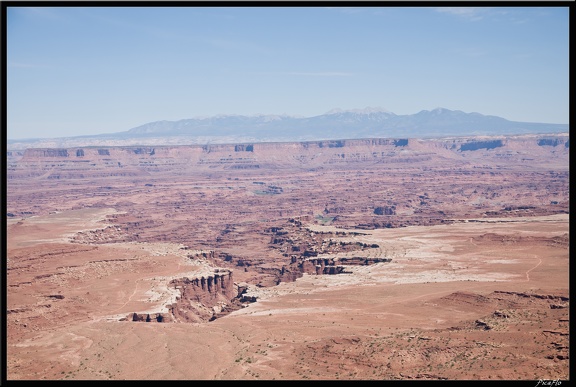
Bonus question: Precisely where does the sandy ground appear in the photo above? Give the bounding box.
[6,208,568,380]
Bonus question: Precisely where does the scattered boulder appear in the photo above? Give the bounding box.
[374,206,396,215]
[493,310,509,318]
[550,303,568,309]
[475,319,492,330]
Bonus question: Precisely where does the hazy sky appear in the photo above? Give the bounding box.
[6,6,570,139]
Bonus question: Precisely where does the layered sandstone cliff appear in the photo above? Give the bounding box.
[128,269,238,323]
[6,134,569,180]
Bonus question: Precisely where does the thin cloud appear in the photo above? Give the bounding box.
[435,7,489,21]
[325,7,365,15]
[19,7,66,21]
[203,37,270,54]
[436,7,539,25]
[325,7,387,17]
[464,49,489,58]
[282,72,355,77]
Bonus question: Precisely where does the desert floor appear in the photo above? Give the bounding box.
[6,209,569,380]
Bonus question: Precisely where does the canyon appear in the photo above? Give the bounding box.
[5,132,569,380]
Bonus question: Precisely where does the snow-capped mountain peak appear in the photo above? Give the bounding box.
[325,107,393,115]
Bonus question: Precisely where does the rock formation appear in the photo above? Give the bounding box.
[7,134,569,181]
[128,269,240,323]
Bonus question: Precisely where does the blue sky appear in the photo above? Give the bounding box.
[6,6,570,139]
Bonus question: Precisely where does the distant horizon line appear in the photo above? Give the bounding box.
[7,132,571,146]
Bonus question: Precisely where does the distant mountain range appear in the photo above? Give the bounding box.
[7,108,569,150]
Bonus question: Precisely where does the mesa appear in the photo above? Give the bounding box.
[6,134,569,380]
